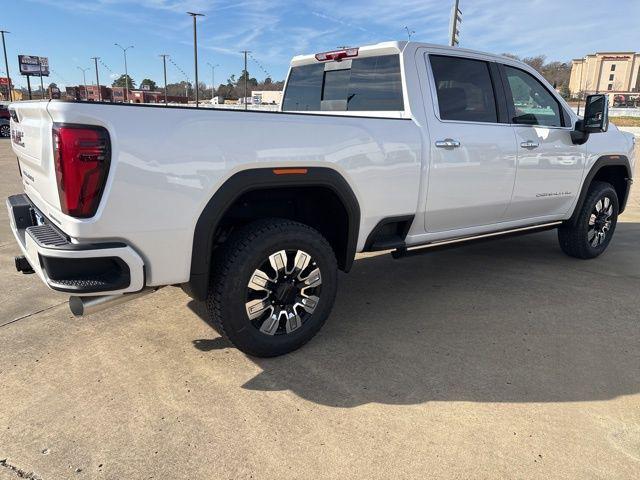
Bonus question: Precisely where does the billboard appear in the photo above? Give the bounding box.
[18,55,50,76]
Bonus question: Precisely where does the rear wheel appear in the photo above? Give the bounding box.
[558,181,619,259]
[206,218,338,357]
[0,124,10,138]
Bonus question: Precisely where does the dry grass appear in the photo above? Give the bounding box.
[611,116,640,127]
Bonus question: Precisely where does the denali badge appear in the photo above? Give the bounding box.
[536,191,571,198]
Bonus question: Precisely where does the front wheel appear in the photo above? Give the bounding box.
[0,124,10,138]
[558,181,619,259]
[206,218,338,357]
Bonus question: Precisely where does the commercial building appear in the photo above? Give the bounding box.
[251,90,282,105]
[569,52,640,103]
[64,85,187,104]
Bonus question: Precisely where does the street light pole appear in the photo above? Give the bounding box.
[77,66,89,101]
[241,50,251,110]
[207,61,219,101]
[187,12,205,107]
[91,56,101,101]
[159,54,169,105]
[115,43,134,102]
[0,30,12,101]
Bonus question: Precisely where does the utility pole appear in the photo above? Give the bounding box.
[448,0,462,47]
[207,61,219,102]
[187,12,204,107]
[159,54,169,105]
[91,57,101,101]
[115,43,134,102]
[0,30,12,101]
[77,66,89,100]
[241,50,251,110]
[37,57,45,99]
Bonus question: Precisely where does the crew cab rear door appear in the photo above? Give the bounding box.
[421,53,517,232]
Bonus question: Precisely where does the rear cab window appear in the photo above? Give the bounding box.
[429,55,498,124]
[282,54,404,113]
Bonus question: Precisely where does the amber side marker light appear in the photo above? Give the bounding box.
[272,168,308,175]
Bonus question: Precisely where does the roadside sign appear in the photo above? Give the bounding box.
[0,77,9,85]
[141,84,151,91]
[18,55,50,76]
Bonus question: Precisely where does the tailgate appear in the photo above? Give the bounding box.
[10,101,62,212]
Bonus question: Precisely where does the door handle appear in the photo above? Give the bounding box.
[435,139,461,149]
[520,140,539,149]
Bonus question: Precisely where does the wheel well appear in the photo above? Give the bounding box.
[215,186,351,269]
[591,165,630,212]
[187,167,360,301]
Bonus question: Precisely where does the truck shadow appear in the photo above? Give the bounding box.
[190,223,640,408]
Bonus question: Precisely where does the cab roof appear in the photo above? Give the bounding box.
[289,40,522,67]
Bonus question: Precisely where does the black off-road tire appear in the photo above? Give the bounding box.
[206,218,338,357]
[558,181,619,259]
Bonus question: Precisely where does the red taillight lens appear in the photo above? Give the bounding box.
[52,125,110,218]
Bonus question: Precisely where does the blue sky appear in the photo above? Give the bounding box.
[3,0,639,90]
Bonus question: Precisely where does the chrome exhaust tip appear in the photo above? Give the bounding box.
[69,288,157,317]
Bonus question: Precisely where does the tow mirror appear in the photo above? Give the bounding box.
[583,94,609,133]
[571,94,609,145]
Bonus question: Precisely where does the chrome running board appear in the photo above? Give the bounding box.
[392,222,563,258]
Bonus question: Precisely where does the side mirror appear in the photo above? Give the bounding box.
[583,94,609,133]
[571,94,609,145]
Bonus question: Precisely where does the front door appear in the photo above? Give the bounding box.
[424,54,517,233]
[500,65,586,220]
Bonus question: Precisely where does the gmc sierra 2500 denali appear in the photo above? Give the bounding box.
[6,41,636,357]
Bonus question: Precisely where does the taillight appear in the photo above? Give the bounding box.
[52,124,110,218]
[315,47,359,62]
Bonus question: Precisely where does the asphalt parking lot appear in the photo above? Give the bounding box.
[0,136,639,480]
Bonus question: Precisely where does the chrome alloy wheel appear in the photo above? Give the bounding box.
[0,124,9,138]
[245,249,322,336]
[588,196,614,247]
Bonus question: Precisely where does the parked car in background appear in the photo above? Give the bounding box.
[0,104,10,137]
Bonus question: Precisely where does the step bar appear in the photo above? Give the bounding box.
[392,221,563,259]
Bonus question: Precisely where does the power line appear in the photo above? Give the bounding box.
[167,56,190,83]
[98,58,115,74]
[248,52,271,79]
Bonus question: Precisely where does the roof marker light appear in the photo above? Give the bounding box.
[315,47,359,62]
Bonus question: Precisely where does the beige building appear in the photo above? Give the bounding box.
[251,90,283,105]
[570,52,640,100]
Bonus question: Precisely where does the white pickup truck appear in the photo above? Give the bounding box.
[6,41,636,356]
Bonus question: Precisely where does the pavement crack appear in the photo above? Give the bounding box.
[0,301,67,328]
[0,458,42,480]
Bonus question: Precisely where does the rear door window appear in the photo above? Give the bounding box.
[429,55,498,123]
[283,54,404,112]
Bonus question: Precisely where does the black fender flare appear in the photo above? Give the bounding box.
[568,155,632,225]
[186,167,360,300]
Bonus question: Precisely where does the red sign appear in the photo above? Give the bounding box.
[0,77,9,85]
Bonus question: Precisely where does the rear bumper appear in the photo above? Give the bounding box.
[6,194,145,296]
